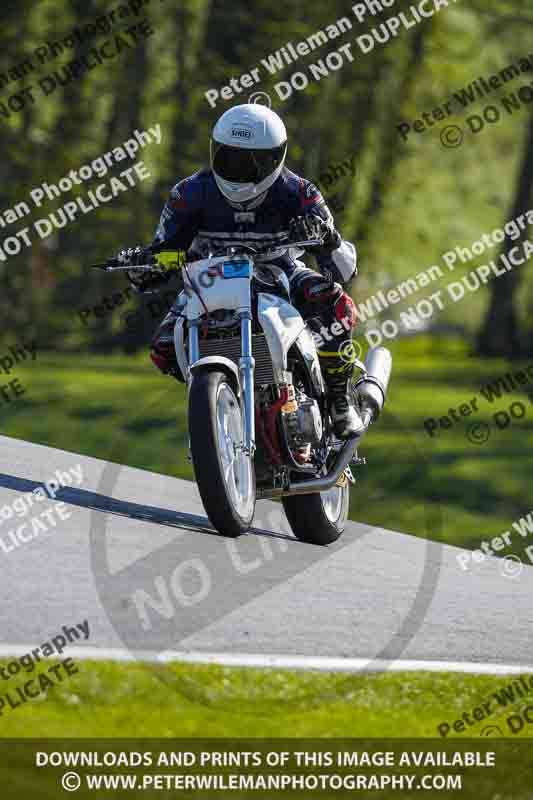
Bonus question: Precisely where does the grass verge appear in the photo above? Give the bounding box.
[0,659,531,738]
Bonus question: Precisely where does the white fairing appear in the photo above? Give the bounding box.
[295,325,326,394]
[331,240,357,283]
[173,313,189,381]
[174,261,319,388]
[257,293,306,381]
[183,257,251,320]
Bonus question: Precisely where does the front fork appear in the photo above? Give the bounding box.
[187,314,255,456]
[238,311,255,456]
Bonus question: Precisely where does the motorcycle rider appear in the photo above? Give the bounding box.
[118,103,362,438]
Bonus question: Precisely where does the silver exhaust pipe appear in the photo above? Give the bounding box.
[257,347,392,499]
[355,346,392,424]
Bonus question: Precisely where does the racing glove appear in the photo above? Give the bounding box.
[290,215,342,255]
[290,215,355,288]
[117,246,165,293]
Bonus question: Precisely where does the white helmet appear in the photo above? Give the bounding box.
[211,103,287,204]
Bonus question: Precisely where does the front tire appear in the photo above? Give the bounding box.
[189,370,255,537]
[282,483,349,545]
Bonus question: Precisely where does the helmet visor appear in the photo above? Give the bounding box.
[211,139,287,184]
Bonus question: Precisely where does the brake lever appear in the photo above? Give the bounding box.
[254,238,324,264]
[91,265,165,274]
[287,239,324,248]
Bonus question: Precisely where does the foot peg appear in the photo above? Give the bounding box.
[336,465,356,487]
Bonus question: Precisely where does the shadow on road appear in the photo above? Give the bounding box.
[0,472,296,542]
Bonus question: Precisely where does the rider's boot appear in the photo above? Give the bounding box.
[320,353,364,439]
[150,311,184,380]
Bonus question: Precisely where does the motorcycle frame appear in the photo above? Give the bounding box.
[174,255,327,460]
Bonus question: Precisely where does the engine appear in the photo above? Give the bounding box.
[281,386,323,462]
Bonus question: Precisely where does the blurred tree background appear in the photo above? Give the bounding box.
[0,0,531,356]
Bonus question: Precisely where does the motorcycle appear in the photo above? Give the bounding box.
[93,237,392,544]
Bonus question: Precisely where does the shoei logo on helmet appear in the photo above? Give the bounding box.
[231,128,253,139]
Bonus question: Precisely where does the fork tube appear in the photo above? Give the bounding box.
[188,320,200,371]
[239,311,255,455]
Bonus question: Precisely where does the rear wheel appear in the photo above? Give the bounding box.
[189,370,255,537]
[282,482,349,545]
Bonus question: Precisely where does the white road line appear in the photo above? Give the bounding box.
[0,645,531,676]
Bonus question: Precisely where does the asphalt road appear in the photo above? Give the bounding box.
[1,435,531,669]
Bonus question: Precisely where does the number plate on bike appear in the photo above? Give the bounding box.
[222,259,251,279]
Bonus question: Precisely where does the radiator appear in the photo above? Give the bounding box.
[198,334,274,385]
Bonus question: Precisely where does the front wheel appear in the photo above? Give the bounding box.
[282,483,349,545]
[189,370,255,537]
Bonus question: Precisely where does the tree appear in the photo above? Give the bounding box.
[477,111,533,357]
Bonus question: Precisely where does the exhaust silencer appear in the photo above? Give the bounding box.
[355,346,392,423]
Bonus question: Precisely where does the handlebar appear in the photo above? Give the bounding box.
[91,262,166,274]
[92,238,323,274]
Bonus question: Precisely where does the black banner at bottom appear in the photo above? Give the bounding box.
[0,739,531,798]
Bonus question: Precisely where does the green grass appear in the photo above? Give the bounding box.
[0,659,531,738]
[1,336,531,552]
[2,664,532,799]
